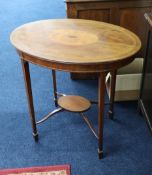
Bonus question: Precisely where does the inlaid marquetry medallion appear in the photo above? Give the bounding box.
[10,19,141,64]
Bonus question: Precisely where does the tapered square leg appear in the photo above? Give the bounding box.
[21,59,38,141]
[108,70,117,119]
[98,72,106,159]
[52,70,58,107]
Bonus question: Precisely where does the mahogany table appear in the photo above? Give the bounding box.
[10,19,141,158]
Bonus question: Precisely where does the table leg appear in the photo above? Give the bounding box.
[21,59,38,141]
[98,72,106,159]
[108,70,117,119]
[52,70,58,106]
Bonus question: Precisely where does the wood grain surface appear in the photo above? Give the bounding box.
[10,19,141,65]
[58,95,91,112]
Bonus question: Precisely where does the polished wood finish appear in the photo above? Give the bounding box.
[52,70,58,106]
[98,72,106,158]
[10,19,141,66]
[80,112,99,139]
[58,95,91,112]
[108,69,117,119]
[20,59,38,141]
[65,0,152,79]
[138,13,152,134]
[10,19,141,158]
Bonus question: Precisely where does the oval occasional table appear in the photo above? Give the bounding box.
[10,19,141,159]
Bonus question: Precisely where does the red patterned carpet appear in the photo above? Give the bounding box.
[0,165,70,175]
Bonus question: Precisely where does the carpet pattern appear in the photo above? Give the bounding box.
[0,165,70,175]
[10,172,66,175]
[10,172,65,175]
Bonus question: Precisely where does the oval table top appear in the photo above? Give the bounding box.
[10,19,141,72]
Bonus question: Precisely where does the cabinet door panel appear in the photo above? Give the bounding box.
[119,7,152,57]
[78,9,110,22]
[66,1,152,79]
[142,30,152,103]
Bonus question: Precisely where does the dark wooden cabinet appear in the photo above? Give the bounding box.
[65,0,152,79]
[138,13,152,134]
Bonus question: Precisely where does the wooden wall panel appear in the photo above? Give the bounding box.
[119,7,152,57]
